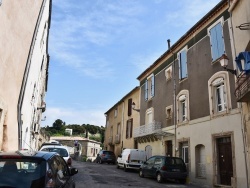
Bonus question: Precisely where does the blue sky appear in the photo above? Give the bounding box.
[42,0,220,127]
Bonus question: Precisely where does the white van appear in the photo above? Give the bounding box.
[117,149,146,171]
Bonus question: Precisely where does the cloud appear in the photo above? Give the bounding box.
[132,51,165,72]
[41,107,106,127]
[49,0,145,79]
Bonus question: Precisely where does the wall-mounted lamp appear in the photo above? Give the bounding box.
[219,54,237,75]
[132,102,140,112]
[37,102,46,112]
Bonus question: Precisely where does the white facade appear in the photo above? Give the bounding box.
[21,0,51,150]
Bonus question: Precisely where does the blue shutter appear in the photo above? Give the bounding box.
[145,79,148,101]
[210,23,225,60]
[178,53,181,80]
[151,76,155,97]
[179,50,187,79]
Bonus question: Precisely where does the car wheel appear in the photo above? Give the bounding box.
[179,179,186,184]
[124,165,127,172]
[156,172,163,183]
[117,164,120,169]
[139,169,144,178]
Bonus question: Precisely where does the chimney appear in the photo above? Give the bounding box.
[167,39,171,49]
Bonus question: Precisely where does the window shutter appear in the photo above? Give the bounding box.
[151,76,155,97]
[126,122,128,139]
[128,98,132,116]
[145,80,148,101]
[130,119,133,138]
[178,53,181,79]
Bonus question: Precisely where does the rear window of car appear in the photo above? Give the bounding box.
[103,151,114,155]
[0,158,46,188]
[165,157,184,165]
[41,148,69,157]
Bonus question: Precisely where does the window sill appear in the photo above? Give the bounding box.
[179,77,188,83]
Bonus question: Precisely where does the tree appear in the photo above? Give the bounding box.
[53,119,65,131]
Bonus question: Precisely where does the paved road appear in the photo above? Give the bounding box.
[72,160,202,188]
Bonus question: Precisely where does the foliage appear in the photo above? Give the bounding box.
[44,119,105,143]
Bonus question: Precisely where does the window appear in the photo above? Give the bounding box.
[165,66,172,81]
[182,145,189,165]
[114,108,117,117]
[208,72,231,116]
[128,98,132,116]
[126,119,133,138]
[208,18,225,61]
[145,107,154,125]
[166,105,172,119]
[176,90,189,124]
[178,47,188,80]
[0,0,2,6]
[145,74,155,101]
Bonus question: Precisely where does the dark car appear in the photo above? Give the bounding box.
[139,155,187,184]
[0,150,78,188]
[96,150,116,164]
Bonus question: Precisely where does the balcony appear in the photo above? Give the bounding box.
[108,136,113,145]
[115,134,120,144]
[133,121,161,138]
[235,73,250,102]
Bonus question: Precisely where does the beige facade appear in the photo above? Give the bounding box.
[0,0,51,151]
[229,0,250,186]
[104,87,140,157]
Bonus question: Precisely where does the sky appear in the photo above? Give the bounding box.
[41,0,221,127]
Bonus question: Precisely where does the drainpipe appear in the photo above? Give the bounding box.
[168,39,177,157]
[17,0,50,150]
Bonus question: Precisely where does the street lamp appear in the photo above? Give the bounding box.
[219,54,237,75]
[132,102,140,112]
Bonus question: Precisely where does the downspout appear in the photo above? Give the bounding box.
[168,39,177,157]
[17,0,49,150]
[227,0,249,186]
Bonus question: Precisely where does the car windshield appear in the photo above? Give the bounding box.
[41,148,68,157]
[0,158,46,188]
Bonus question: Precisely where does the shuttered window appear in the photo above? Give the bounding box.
[178,49,188,80]
[209,22,225,61]
[128,98,132,116]
[144,74,155,101]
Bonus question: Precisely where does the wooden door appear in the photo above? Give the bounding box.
[217,137,233,185]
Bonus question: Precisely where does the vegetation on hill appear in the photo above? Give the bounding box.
[42,119,105,143]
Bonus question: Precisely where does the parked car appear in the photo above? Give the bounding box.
[95,150,116,164]
[139,155,187,184]
[0,150,78,188]
[40,145,72,166]
[117,149,146,171]
[39,142,62,150]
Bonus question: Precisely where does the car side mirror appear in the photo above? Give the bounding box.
[118,155,122,158]
[70,168,78,176]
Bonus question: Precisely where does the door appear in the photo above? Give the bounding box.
[145,145,152,160]
[217,137,233,185]
[165,140,173,157]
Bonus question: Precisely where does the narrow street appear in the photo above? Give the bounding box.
[72,160,202,188]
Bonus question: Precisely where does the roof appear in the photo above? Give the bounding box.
[105,86,139,114]
[137,0,227,81]
[0,150,57,161]
[50,136,102,144]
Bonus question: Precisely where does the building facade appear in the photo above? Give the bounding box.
[0,0,51,151]
[136,0,247,187]
[229,0,250,186]
[104,87,140,157]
